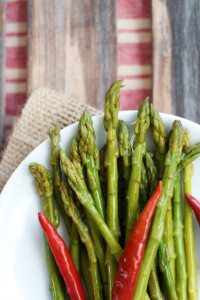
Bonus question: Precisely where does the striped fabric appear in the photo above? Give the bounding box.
[4,0,151,138]
[117,0,152,110]
[5,0,27,138]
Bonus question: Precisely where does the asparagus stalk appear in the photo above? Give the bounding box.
[70,223,80,273]
[118,120,132,245]
[133,120,184,300]
[29,163,65,300]
[150,104,167,178]
[173,177,187,300]
[104,80,122,296]
[78,110,105,220]
[139,163,149,210]
[99,144,107,199]
[126,99,150,239]
[60,150,122,261]
[184,162,198,300]
[150,105,175,280]
[70,138,108,296]
[118,120,132,185]
[80,246,95,300]
[158,242,178,300]
[60,182,102,300]
[144,152,165,300]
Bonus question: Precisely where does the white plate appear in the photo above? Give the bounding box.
[0,111,200,300]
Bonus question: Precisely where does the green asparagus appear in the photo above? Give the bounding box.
[80,246,95,300]
[184,163,198,300]
[126,99,150,239]
[150,105,175,280]
[60,182,102,300]
[104,81,122,296]
[60,150,122,260]
[70,137,108,297]
[70,223,80,273]
[133,120,184,300]
[49,125,71,233]
[78,110,105,220]
[29,163,65,300]
[173,177,187,300]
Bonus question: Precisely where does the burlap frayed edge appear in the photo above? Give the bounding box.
[0,88,101,191]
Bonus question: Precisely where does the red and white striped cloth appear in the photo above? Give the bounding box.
[4,0,151,138]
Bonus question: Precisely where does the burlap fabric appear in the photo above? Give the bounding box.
[0,88,100,191]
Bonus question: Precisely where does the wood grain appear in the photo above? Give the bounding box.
[152,0,200,122]
[0,0,6,149]
[152,0,173,114]
[28,0,117,110]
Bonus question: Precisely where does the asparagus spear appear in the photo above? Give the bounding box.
[78,110,105,220]
[143,152,164,300]
[118,120,132,185]
[70,138,108,297]
[126,99,150,239]
[173,177,187,300]
[133,120,184,300]
[158,242,178,300]
[60,182,102,300]
[60,150,122,261]
[80,246,95,300]
[184,133,198,300]
[118,120,132,245]
[104,80,122,296]
[99,144,107,199]
[49,125,71,233]
[150,104,167,177]
[139,163,149,210]
[70,223,80,273]
[29,163,65,300]
[150,105,175,280]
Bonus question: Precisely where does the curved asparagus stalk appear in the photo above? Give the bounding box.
[104,80,122,296]
[99,144,107,199]
[60,150,122,261]
[126,99,150,239]
[70,138,108,296]
[150,105,175,280]
[60,182,102,300]
[49,125,71,233]
[184,162,198,300]
[133,120,184,300]
[173,177,187,300]
[29,163,65,300]
[78,110,105,220]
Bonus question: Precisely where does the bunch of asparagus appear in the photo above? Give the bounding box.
[30,80,200,300]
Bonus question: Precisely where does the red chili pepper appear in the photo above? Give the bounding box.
[185,193,200,226]
[112,181,162,300]
[38,212,86,300]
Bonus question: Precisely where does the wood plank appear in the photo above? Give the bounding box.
[28,0,117,110]
[152,0,200,122]
[0,0,6,149]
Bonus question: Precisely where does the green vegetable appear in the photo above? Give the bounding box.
[103,81,122,296]
[133,120,184,300]
[60,182,102,300]
[126,99,150,239]
[78,110,105,220]
[70,137,108,296]
[70,223,80,273]
[173,177,187,300]
[49,125,71,233]
[60,150,122,261]
[29,163,65,300]
[184,163,198,300]
[80,246,95,300]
